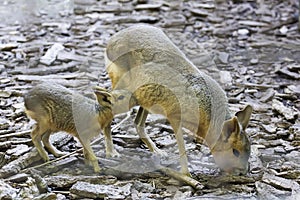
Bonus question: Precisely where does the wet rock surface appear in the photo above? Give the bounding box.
[0,0,299,199]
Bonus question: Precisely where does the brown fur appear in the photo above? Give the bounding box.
[105,25,253,176]
[24,82,118,172]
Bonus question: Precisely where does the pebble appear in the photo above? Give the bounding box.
[219,70,232,86]
[40,43,65,65]
[261,124,277,134]
[70,181,131,199]
[237,28,249,36]
[279,25,288,35]
[272,99,297,120]
[6,144,31,157]
[250,58,259,64]
[217,52,229,64]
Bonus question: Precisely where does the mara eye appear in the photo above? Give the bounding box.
[117,95,125,100]
[233,149,240,157]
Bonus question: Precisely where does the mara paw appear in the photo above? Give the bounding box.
[106,149,120,158]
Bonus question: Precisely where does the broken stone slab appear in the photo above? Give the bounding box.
[45,174,117,188]
[256,181,289,200]
[192,192,257,199]
[0,90,12,98]
[238,20,269,27]
[194,173,259,189]
[49,132,74,150]
[9,61,79,75]
[276,168,300,180]
[0,130,31,139]
[287,85,300,95]
[85,5,132,13]
[0,179,18,199]
[56,50,89,63]
[32,193,57,200]
[36,156,79,175]
[42,22,71,30]
[6,144,31,157]
[0,148,42,179]
[15,73,81,82]
[284,150,300,164]
[278,68,300,80]
[85,13,114,21]
[40,43,65,65]
[262,172,300,192]
[0,43,19,51]
[261,124,277,134]
[102,15,159,24]
[189,8,210,16]
[189,2,215,9]
[217,52,229,64]
[154,134,176,147]
[135,3,162,10]
[14,78,88,88]
[260,88,275,102]
[16,44,41,54]
[5,173,30,183]
[70,181,131,199]
[272,99,298,120]
[132,180,155,193]
[248,144,264,174]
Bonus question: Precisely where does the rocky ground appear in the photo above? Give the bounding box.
[0,0,299,199]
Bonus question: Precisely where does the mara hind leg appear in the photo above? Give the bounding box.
[31,124,50,162]
[134,107,166,156]
[42,130,68,157]
[103,125,119,158]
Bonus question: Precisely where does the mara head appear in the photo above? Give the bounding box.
[93,86,135,115]
[211,105,253,175]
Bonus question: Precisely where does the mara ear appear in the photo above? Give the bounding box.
[93,86,109,92]
[235,105,253,130]
[93,86,112,105]
[222,116,240,141]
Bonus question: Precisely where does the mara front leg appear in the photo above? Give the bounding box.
[31,124,50,162]
[103,125,120,158]
[134,107,166,156]
[78,135,101,173]
[170,120,191,177]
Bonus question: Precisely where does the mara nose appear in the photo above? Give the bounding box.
[234,163,249,175]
